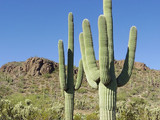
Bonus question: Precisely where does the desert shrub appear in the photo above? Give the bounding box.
[77,88,87,94]
[0,99,40,120]
[129,89,138,95]
[0,85,12,96]
[94,104,99,111]
[0,99,13,120]
[0,99,64,120]
[12,101,39,119]
[85,112,99,120]
[75,99,86,110]
[43,73,52,78]
[116,99,160,120]
[0,73,13,84]
[74,113,84,120]
[117,91,128,101]
[74,112,98,120]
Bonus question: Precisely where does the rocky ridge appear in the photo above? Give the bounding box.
[114,60,149,71]
[0,57,58,78]
[0,57,151,79]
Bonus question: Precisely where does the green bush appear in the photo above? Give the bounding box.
[85,112,99,120]
[116,99,160,120]
[43,73,52,78]
[0,85,12,96]
[0,97,159,120]
[74,113,84,120]
[117,92,128,101]
[0,99,64,120]
[75,99,86,110]
[77,88,87,94]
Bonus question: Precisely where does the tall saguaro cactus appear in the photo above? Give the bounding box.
[58,12,84,120]
[79,0,137,119]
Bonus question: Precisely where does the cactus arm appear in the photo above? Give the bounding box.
[75,60,84,90]
[79,33,98,89]
[103,0,114,73]
[58,40,67,91]
[98,15,111,86]
[117,26,137,87]
[82,19,100,82]
[67,12,74,90]
[68,12,74,52]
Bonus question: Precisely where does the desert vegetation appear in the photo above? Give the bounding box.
[0,58,160,119]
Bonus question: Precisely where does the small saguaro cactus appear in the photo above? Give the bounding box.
[58,12,84,120]
[79,0,137,120]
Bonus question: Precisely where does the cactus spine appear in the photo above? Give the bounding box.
[58,12,84,120]
[79,0,137,119]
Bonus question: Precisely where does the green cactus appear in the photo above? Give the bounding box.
[79,0,137,119]
[58,12,84,120]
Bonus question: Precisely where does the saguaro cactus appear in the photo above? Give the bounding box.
[79,0,137,120]
[58,12,84,120]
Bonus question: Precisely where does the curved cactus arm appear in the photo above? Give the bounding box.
[58,40,67,91]
[82,19,100,82]
[117,26,137,87]
[75,60,84,90]
[67,12,74,90]
[103,0,114,72]
[98,15,111,86]
[79,33,98,89]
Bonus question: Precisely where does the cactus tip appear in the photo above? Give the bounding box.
[83,19,89,24]
[131,26,137,31]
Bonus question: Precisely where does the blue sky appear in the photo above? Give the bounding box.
[0,0,160,70]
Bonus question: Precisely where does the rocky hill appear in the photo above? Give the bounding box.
[0,57,59,78]
[0,57,159,119]
[0,57,150,78]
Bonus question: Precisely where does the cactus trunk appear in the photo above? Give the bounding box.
[99,81,117,120]
[65,92,74,120]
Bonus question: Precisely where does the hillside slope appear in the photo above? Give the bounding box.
[0,57,160,119]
